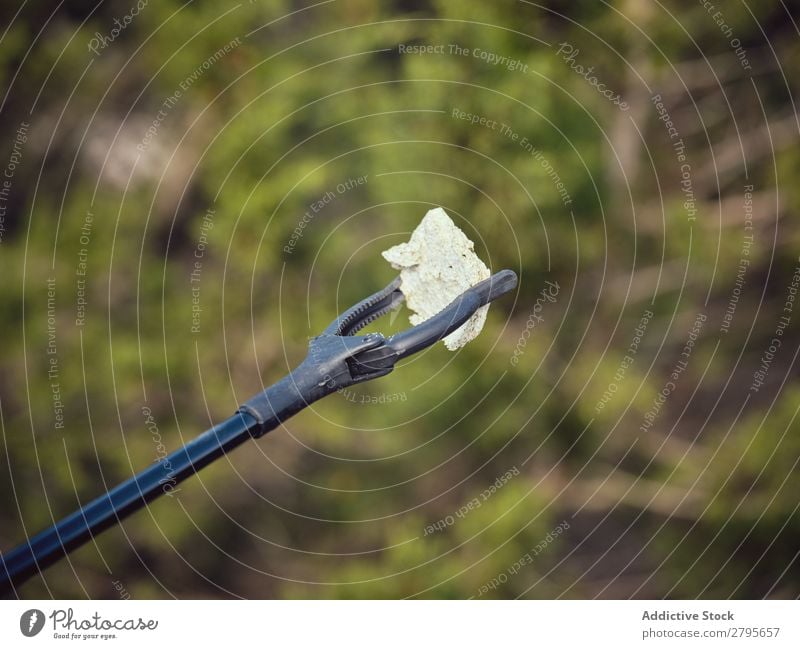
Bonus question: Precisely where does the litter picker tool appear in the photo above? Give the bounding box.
[0,269,517,593]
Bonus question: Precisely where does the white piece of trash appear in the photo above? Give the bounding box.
[382,207,491,351]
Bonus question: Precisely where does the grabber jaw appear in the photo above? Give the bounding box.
[348,268,518,376]
[321,268,518,380]
[320,268,519,383]
[323,276,404,337]
[238,269,517,436]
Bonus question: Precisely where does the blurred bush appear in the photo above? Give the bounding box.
[0,0,798,598]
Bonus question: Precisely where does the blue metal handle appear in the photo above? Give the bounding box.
[0,412,261,593]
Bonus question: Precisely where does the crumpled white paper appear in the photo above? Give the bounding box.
[382,207,490,350]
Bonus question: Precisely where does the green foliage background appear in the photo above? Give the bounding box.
[1,0,798,598]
